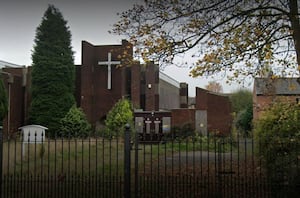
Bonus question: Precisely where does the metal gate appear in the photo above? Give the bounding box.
[126,128,299,198]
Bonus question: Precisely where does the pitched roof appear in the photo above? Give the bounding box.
[0,60,22,68]
[159,71,180,88]
[254,77,300,95]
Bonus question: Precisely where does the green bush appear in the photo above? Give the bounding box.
[235,105,253,137]
[229,89,252,113]
[59,106,91,138]
[254,101,300,143]
[230,89,253,137]
[254,101,300,195]
[104,98,133,138]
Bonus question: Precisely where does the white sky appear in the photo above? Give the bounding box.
[0,0,252,96]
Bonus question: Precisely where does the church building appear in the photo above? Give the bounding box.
[76,40,188,129]
[0,40,232,139]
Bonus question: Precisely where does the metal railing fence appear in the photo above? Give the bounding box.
[0,127,299,197]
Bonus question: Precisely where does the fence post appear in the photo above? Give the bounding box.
[0,126,3,198]
[217,141,222,198]
[134,127,139,198]
[124,124,131,198]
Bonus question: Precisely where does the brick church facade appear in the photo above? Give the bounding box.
[76,40,187,128]
[0,40,232,138]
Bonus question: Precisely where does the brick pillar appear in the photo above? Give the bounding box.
[196,87,208,110]
[180,83,188,108]
[80,41,95,124]
[131,62,141,109]
[145,62,159,111]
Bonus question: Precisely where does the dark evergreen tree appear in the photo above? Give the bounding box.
[30,5,75,137]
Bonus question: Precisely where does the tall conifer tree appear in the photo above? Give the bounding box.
[30,5,75,137]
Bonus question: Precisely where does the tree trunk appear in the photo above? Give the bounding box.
[289,0,300,68]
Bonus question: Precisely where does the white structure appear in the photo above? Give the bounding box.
[19,125,48,143]
[159,72,181,110]
[19,125,48,157]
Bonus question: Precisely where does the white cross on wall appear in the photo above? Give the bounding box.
[98,52,121,89]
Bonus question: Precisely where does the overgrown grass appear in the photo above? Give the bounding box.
[2,136,237,175]
[2,138,124,175]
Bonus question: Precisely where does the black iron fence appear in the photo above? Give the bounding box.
[0,127,299,197]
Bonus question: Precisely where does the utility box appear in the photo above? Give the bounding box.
[19,125,48,143]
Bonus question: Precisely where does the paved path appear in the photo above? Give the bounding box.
[164,151,245,165]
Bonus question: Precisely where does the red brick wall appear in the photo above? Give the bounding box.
[80,40,133,125]
[145,62,159,111]
[75,65,81,108]
[196,88,232,135]
[180,83,188,108]
[253,95,299,120]
[171,109,195,129]
[196,88,208,110]
[131,62,141,109]
[80,41,95,123]
[1,67,28,137]
[25,67,32,124]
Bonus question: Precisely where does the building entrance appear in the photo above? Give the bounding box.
[134,111,171,142]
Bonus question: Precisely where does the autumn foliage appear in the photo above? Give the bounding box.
[112,0,300,83]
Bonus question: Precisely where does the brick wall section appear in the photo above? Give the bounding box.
[2,67,28,137]
[253,95,300,120]
[80,40,133,125]
[180,83,188,108]
[253,78,300,120]
[196,87,232,135]
[131,62,141,109]
[24,67,31,125]
[196,87,208,110]
[80,41,95,123]
[145,62,159,111]
[75,65,81,107]
[171,109,195,130]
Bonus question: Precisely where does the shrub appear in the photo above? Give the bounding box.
[104,98,133,138]
[254,100,300,195]
[230,89,253,137]
[229,89,252,113]
[235,105,253,137]
[59,106,91,138]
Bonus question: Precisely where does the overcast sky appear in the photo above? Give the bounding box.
[0,0,252,95]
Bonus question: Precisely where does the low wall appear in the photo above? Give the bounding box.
[171,108,195,130]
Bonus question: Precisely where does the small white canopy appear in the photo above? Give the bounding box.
[19,125,48,143]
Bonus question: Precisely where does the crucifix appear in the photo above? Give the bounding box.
[98,52,121,89]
